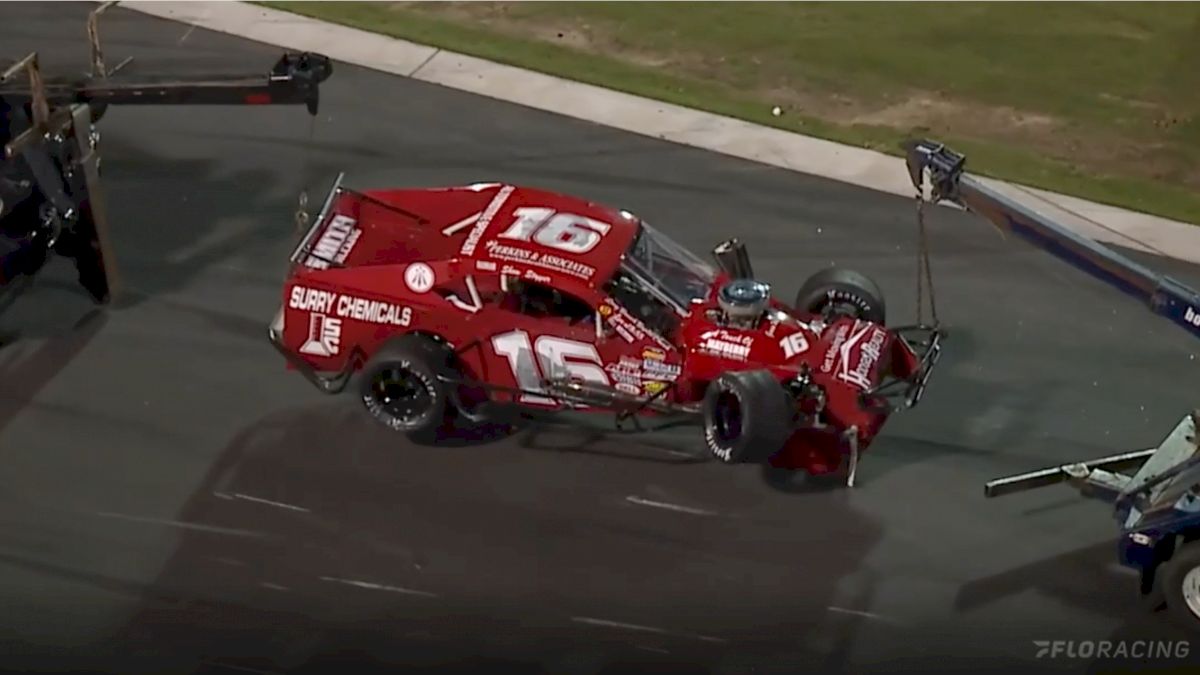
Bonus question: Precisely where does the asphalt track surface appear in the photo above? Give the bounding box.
[4,4,1200,674]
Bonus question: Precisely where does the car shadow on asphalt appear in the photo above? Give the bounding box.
[62,398,887,674]
[955,540,1200,672]
[395,404,712,466]
[0,297,106,438]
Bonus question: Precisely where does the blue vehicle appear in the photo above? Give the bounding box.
[905,141,1200,631]
[985,414,1200,631]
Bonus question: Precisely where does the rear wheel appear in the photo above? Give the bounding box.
[1162,541,1200,632]
[702,370,794,464]
[795,267,886,324]
[359,334,452,437]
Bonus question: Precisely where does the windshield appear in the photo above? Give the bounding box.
[620,222,718,312]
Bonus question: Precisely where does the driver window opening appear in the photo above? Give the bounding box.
[602,269,680,340]
[499,278,594,326]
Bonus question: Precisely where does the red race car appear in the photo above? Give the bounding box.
[269,175,943,484]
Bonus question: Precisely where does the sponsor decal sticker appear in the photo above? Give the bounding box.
[304,214,361,269]
[824,320,888,391]
[615,382,640,396]
[404,262,435,293]
[599,299,674,351]
[697,329,754,361]
[604,357,644,386]
[484,240,597,280]
[475,260,497,271]
[289,285,413,327]
[642,359,681,380]
[779,332,810,358]
[461,185,515,256]
[299,313,342,357]
[821,325,849,373]
[643,381,670,396]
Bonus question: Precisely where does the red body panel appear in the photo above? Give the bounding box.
[276,182,926,475]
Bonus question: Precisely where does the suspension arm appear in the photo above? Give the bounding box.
[904,140,1200,342]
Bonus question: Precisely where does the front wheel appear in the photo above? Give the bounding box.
[1162,541,1200,632]
[702,370,794,464]
[795,267,886,324]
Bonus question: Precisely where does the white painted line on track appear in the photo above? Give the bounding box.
[177,23,196,45]
[95,511,266,538]
[827,605,901,625]
[571,616,727,644]
[230,492,311,513]
[637,645,671,655]
[319,576,439,598]
[625,495,717,516]
[200,661,281,675]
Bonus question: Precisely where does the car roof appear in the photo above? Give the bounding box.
[365,183,641,291]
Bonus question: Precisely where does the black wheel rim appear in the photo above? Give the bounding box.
[370,367,433,424]
[714,391,742,443]
[828,300,863,320]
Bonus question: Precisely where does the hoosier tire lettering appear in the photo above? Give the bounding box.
[701,370,793,465]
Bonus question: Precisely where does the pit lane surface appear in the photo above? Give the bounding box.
[3,4,1200,674]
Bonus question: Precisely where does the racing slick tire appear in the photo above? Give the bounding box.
[359,334,454,438]
[702,370,793,464]
[1160,540,1200,632]
[795,267,887,325]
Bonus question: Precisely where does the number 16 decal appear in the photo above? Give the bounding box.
[491,330,609,406]
[497,207,612,254]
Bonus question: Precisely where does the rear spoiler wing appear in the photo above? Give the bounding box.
[287,172,434,273]
[904,140,1200,343]
[289,171,348,270]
